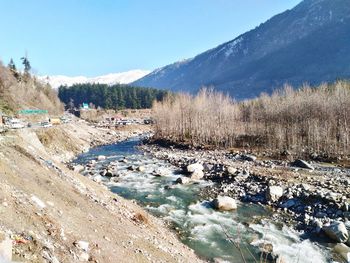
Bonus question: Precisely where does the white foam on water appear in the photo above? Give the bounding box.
[250,222,329,263]
[166,195,178,202]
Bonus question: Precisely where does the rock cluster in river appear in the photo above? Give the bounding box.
[139,143,350,245]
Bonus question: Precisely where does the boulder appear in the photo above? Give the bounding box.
[189,169,204,180]
[92,175,103,183]
[104,171,114,177]
[175,177,191,184]
[212,196,238,211]
[186,163,204,173]
[323,221,349,243]
[153,168,169,177]
[333,243,350,262]
[241,154,257,162]
[73,164,84,173]
[226,166,237,175]
[291,159,314,170]
[137,166,145,172]
[266,186,283,202]
[97,155,106,161]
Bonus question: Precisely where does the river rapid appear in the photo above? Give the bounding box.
[73,137,330,263]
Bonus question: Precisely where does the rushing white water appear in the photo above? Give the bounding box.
[250,221,329,263]
[74,138,331,263]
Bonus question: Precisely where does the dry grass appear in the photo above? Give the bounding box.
[152,82,350,158]
[0,62,63,114]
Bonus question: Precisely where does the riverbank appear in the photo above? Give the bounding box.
[139,141,350,261]
[0,121,203,262]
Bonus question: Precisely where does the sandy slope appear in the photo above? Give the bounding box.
[0,122,203,263]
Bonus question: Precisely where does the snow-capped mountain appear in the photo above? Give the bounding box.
[134,0,350,99]
[39,69,151,89]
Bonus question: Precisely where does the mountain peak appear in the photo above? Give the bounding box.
[39,70,151,89]
[134,0,350,99]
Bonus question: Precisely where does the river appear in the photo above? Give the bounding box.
[73,137,330,263]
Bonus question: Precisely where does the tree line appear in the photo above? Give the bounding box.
[152,81,350,159]
[58,83,170,110]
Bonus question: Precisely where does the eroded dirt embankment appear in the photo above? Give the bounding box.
[0,121,202,263]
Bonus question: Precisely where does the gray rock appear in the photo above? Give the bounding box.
[333,243,350,262]
[73,164,85,173]
[137,166,145,172]
[212,196,238,211]
[226,166,237,175]
[291,159,314,170]
[241,154,257,162]
[266,186,284,202]
[187,163,204,173]
[175,177,191,184]
[323,221,349,243]
[190,169,204,180]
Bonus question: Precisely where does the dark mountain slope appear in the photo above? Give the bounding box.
[134,0,350,99]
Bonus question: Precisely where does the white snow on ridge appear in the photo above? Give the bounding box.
[38,69,151,89]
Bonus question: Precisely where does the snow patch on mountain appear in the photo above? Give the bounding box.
[39,69,151,89]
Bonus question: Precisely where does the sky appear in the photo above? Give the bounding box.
[0,0,301,77]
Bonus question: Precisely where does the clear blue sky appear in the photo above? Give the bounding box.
[0,0,301,76]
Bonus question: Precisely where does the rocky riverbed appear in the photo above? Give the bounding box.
[70,136,350,262]
[137,142,350,262]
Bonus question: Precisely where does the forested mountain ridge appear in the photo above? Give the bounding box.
[133,0,350,99]
[58,84,169,110]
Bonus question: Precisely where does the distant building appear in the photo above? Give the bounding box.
[82,103,89,110]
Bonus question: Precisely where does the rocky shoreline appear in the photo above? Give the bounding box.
[139,141,350,258]
[0,123,203,263]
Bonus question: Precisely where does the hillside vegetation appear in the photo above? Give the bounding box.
[58,83,169,109]
[0,62,63,114]
[153,81,350,159]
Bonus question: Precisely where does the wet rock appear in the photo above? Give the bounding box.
[104,171,114,177]
[186,163,204,173]
[291,159,314,170]
[212,196,237,211]
[266,186,283,202]
[175,177,191,185]
[154,168,169,177]
[323,221,349,243]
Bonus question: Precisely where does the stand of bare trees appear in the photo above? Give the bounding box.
[152,82,350,158]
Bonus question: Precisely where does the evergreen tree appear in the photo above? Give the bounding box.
[21,55,31,76]
[8,58,20,79]
[8,58,16,71]
[58,83,169,110]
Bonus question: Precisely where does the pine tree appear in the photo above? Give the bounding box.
[8,58,16,71]
[21,55,31,76]
[8,58,20,80]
